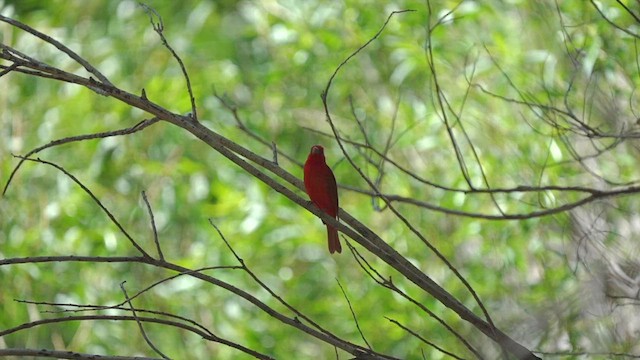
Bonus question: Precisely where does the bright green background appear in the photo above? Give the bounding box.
[2,0,640,359]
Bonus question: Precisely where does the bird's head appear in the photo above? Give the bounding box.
[310,145,324,155]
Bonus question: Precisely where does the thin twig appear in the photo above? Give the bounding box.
[347,242,481,359]
[11,156,151,257]
[141,191,163,260]
[3,117,159,196]
[337,279,372,350]
[0,314,274,359]
[213,92,301,166]
[120,281,170,359]
[385,317,466,360]
[139,3,198,121]
[0,348,160,360]
[0,62,19,77]
[0,14,113,85]
[271,141,278,165]
[589,0,640,39]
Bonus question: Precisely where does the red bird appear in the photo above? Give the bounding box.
[303,145,341,254]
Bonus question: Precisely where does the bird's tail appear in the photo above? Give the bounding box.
[327,226,342,254]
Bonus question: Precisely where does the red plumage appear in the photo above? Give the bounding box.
[303,145,341,254]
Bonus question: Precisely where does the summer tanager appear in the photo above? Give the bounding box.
[303,145,341,254]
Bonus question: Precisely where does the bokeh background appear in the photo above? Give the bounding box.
[2,0,640,358]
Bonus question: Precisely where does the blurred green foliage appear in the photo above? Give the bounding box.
[2,0,640,358]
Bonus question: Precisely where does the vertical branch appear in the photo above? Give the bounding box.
[141,191,164,260]
[120,282,170,359]
[140,4,198,121]
[336,280,372,351]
